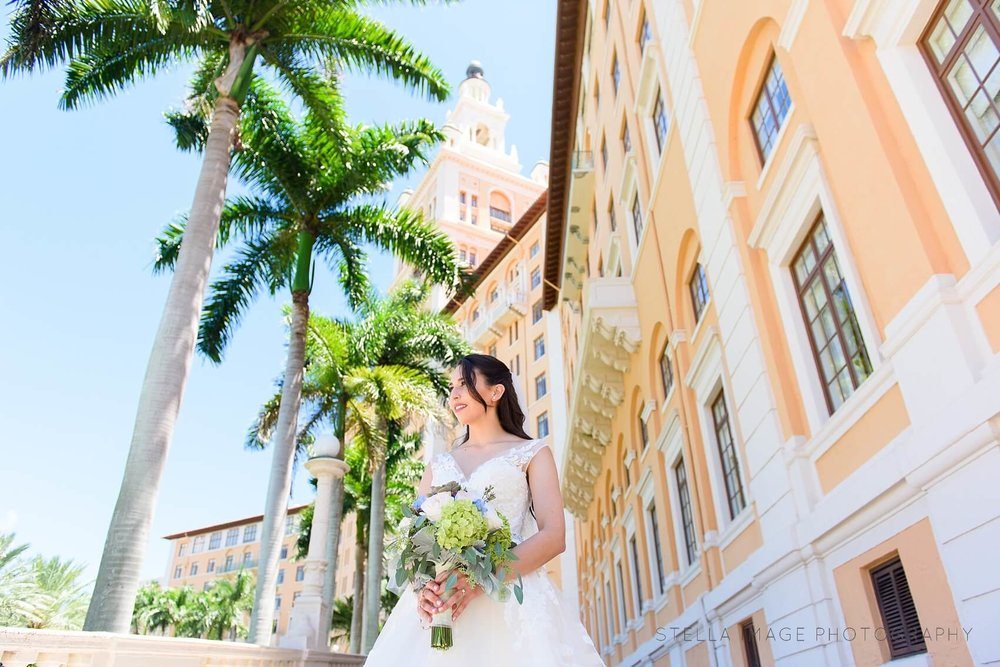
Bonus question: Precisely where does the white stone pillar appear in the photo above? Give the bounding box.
[280,434,350,650]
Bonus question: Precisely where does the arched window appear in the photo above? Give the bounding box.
[489,191,512,223]
[475,123,490,146]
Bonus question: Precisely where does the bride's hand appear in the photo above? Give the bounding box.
[433,569,481,621]
[416,582,442,625]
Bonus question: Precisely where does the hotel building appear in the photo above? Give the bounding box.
[162,505,312,640]
[541,1,1000,666]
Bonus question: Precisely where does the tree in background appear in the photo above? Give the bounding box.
[0,533,91,630]
[1,0,450,632]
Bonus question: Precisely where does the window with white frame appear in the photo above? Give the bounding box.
[653,87,669,154]
[224,555,234,571]
[191,535,205,553]
[207,559,216,573]
[277,569,285,584]
[243,552,252,566]
[674,457,698,567]
[645,500,667,596]
[711,391,747,520]
[630,192,643,242]
[174,566,182,579]
[751,55,792,164]
[209,531,221,550]
[534,335,546,360]
[243,524,257,543]
[531,267,541,289]
[532,300,543,323]
[285,514,298,536]
[530,240,540,258]
[537,411,550,438]
[628,533,645,614]
[535,373,547,400]
[638,409,650,449]
[189,562,198,576]
[659,341,674,399]
[690,263,710,323]
[792,215,873,413]
[615,559,629,622]
[296,565,305,582]
[178,543,187,557]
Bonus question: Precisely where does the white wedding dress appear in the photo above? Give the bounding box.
[365,438,605,666]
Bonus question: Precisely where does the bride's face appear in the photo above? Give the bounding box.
[449,366,503,425]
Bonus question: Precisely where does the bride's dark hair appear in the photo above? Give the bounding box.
[453,353,533,448]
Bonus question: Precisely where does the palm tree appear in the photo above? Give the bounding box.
[336,281,468,651]
[1,0,451,633]
[0,533,33,626]
[204,570,255,640]
[24,556,91,630]
[156,78,467,643]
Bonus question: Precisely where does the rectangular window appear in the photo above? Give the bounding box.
[871,557,927,658]
[534,335,546,360]
[675,459,698,566]
[470,251,477,266]
[280,545,288,559]
[516,354,521,376]
[629,536,644,614]
[537,412,550,438]
[535,373,548,400]
[712,392,747,519]
[224,555,234,572]
[751,55,792,163]
[653,88,669,153]
[659,343,674,398]
[792,216,873,413]
[296,565,305,582]
[631,193,643,241]
[459,248,467,262]
[243,524,257,543]
[191,535,204,553]
[742,619,763,667]
[174,566,183,579]
[203,581,211,592]
[459,190,467,205]
[277,569,285,584]
[639,413,650,448]
[608,198,617,232]
[275,596,282,610]
[605,580,615,636]
[530,241,540,258]
[531,267,541,289]
[690,263,710,322]
[490,285,500,303]
[647,504,666,595]
[489,206,512,223]
[920,0,1000,204]
[178,543,186,557]
[209,532,221,550]
[612,52,621,95]
[285,515,297,536]
[207,559,216,573]
[189,562,198,576]
[243,552,253,566]
[471,194,478,208]
[615,561,628,622]
[621,119,632,155]
[532,301,543,324]
[639,11,652,53]
[601,134,608,171]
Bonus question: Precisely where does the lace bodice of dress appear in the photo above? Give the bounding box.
[431,438,549,543]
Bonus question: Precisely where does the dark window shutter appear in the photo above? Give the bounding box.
[871,558,927,658]
[741,619,762,667]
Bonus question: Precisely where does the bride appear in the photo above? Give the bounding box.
[364,353,605,665]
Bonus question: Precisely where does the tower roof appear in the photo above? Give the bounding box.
[465,60,485,80]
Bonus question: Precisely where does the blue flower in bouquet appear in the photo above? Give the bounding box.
[412,494,427,511]
[473,498,487,514]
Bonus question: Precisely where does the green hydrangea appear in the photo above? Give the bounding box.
[485,513,512,568]
[435,499,489,551]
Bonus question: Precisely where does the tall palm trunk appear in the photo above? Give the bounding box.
[362,457,387,652]
[249,231,315,644]
[320,476,345,643]
[83,40,253,634]
[349,525,367,654]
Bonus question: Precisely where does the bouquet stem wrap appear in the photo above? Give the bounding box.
[430,563,457,650]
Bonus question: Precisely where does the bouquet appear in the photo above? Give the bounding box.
[388,480,524,650]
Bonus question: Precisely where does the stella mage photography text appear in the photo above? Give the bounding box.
[655,624,975,645]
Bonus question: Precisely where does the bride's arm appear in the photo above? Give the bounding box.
[501,446,566,583]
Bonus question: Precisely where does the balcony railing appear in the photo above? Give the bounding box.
[489,207,512,222]
[0,628,366,667]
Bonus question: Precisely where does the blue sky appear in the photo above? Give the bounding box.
[0,1,555,583]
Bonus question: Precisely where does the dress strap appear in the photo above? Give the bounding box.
[509,438,550,472]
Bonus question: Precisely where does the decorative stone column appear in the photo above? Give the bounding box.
[280,434,350,650]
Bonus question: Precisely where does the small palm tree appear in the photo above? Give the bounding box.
[25,556,91,630]
[0,533,33,626]
[205,570,255,640]
[2,0,452,633]
[156,77,468,642]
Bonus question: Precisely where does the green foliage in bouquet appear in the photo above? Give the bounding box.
[435,501,488,550]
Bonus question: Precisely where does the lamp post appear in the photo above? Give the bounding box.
[280,434,350,650]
